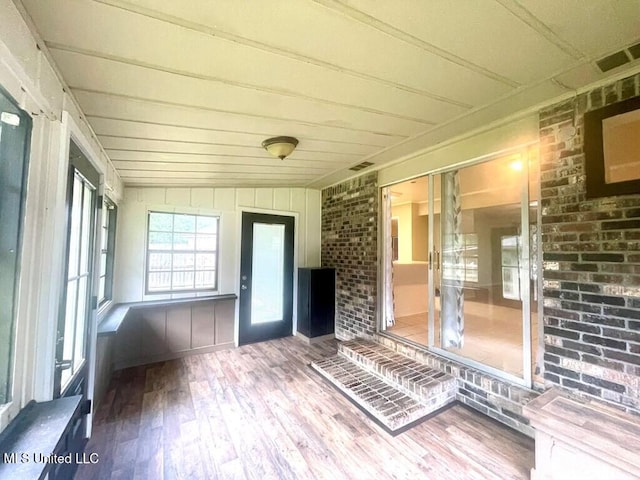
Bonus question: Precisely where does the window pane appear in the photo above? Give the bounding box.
[196,234,216,251]
[67,176,83,278]
[149,252,172,271]
[62,280,78,368]
[196,253,216,269]
[149,232,172,250]
[74,276,87,371]
[0,94,31,404]
[173,233,195,250]
[100,253,107,275]
[173,214,195,233]
[149,212,173,232]
[251,223,285,324]
[148,272,171,291]
[98,276,106,302]
[172,271,194,289]
[440,155,525,377]
[197,216,217,233]
[173,253,195,271]
[195,270,216,289]
[501,236,520,266]
[79,183,92,273]
[101,208,108,250]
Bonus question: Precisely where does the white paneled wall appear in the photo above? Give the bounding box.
[114,186,321,304]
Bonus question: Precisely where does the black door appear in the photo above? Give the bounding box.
[239,212,294,345]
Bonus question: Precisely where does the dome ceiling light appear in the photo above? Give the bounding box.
[262,136,299,160]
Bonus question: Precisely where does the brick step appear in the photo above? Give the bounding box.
[311,355,447,433]
[338,338,457,405]
[311,338,457,433]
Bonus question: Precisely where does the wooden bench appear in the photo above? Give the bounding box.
[523,388,640,480]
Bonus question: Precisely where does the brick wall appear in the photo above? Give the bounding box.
[540,73,640,411]
[376,334,537,437]
[321,172,378,340]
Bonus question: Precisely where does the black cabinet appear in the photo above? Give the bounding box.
[297,267,335,338]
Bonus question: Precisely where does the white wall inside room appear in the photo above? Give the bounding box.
[113,186,321,304]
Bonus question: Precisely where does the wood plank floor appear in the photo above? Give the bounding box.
[76,337,534,480]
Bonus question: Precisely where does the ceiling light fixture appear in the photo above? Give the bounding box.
[262,136,299,160]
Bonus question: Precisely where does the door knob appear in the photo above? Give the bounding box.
[241,285,247,290]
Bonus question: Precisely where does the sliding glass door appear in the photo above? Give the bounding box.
[381,149,539,385]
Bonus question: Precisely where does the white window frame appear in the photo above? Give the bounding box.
[145,211,220,294]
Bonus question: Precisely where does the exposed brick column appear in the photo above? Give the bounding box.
[540,73,640,410]
[321,172,378,340]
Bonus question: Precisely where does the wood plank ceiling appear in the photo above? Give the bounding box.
[18,0,640,188]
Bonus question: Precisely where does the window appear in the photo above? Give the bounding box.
[146,212,219,293]
[98,197,117,307]
[443,233,478,283]
[0,87,31,404]
[501,235,521,300]
[57,156,98,395]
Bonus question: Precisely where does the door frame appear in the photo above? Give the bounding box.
[378,145,537,388]
[236,207,299,347]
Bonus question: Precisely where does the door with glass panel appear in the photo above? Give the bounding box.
[382,150,537,384]
[55,142,99,399]
[238,212,294,345]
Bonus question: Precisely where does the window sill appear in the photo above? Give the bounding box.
[0,396,82,480]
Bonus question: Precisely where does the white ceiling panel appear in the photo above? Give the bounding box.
[17,0,640,187]
[73,90,401,148]
[100,137,366,163]
[51,49,429,136]
[105,148,351,168]
[84,0,514,106]
[515,0,640,58]
[112,161,332,174]
[25,0,469,124]
[337,0,580,84]
[89,118,372,165]
[106,150,344,169]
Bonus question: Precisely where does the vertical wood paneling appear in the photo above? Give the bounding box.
[143,187,166,205]
[166,306,192,352]
[165,188,190,206]
[217,211,237,294]
[139,310,167,358]
[215,301,235,344]
[214,188,235,211]
[114,188,146,302]
[114,310,141,365]
[190,188,214,208]
[254,188,273,209]
[273,188,291,211]
[236,188,255,207]
[191,304,215,348]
